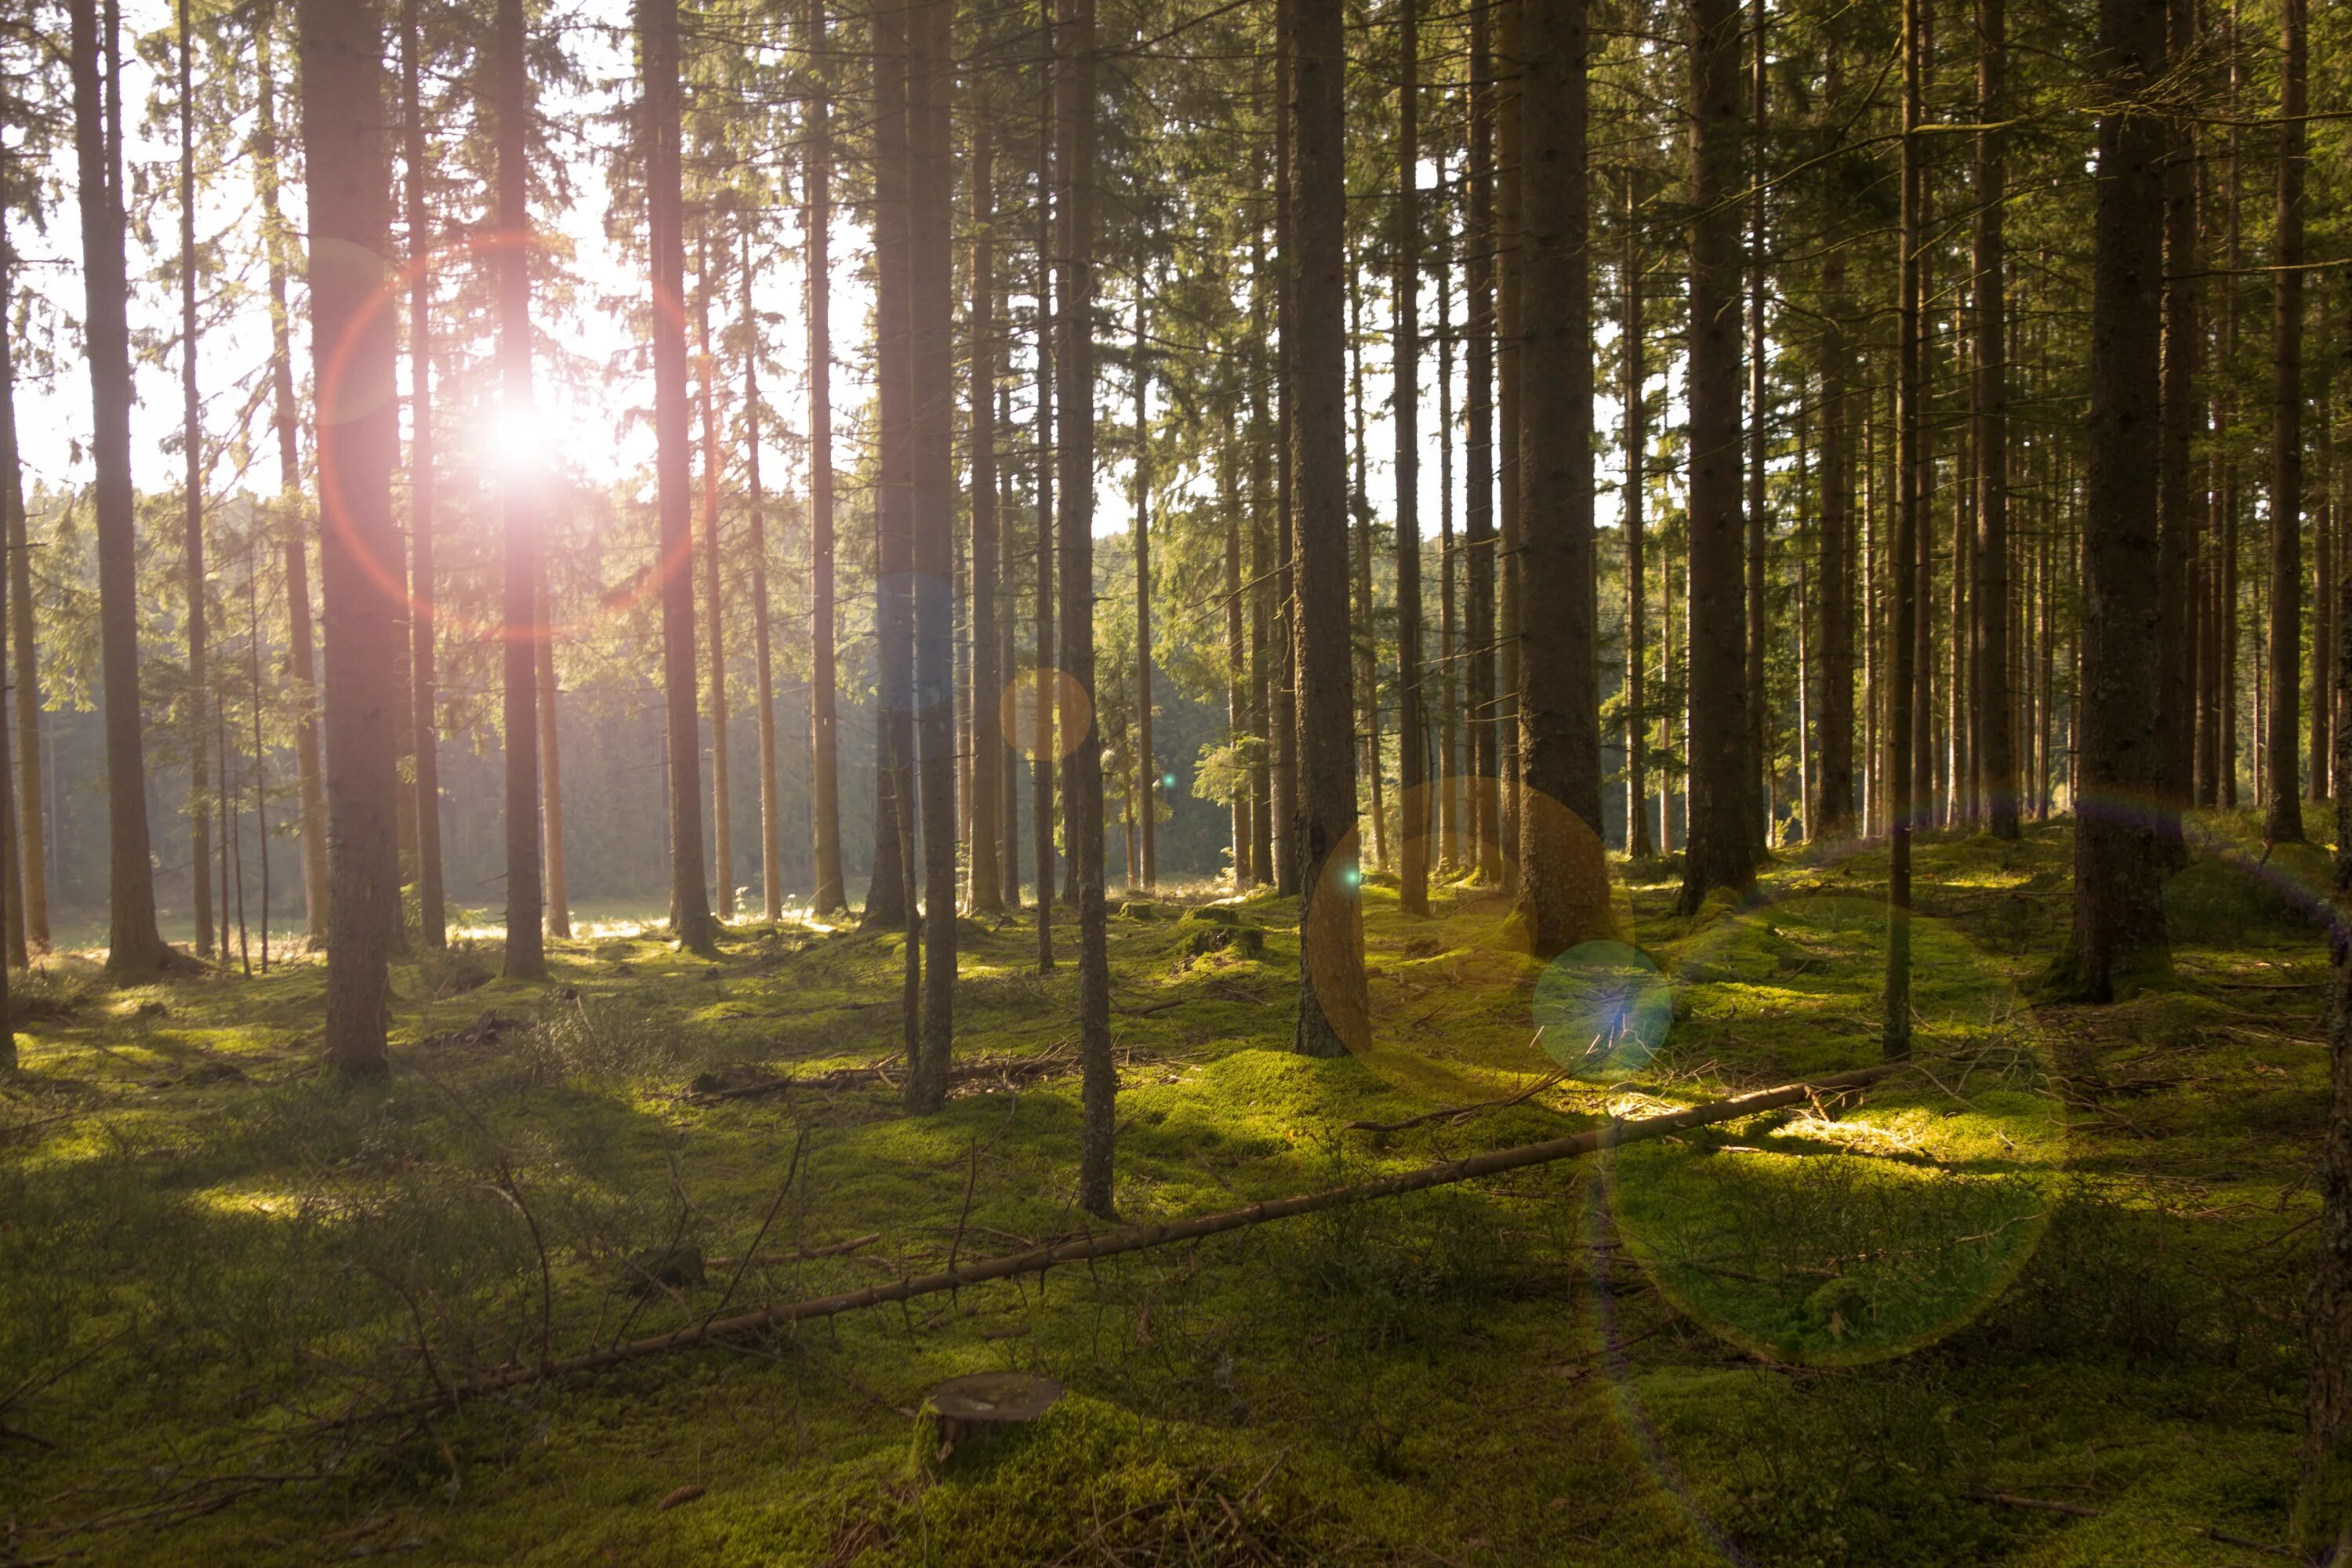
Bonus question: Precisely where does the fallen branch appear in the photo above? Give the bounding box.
[373,1064,1900,1418]
[703,1232,883,1270]
[1347,1069,1568,1133]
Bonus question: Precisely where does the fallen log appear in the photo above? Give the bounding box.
[379,1064,1900,1418]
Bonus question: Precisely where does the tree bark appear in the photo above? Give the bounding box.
[1675,0,1755,914]
[1973,0,2016,840]
[299,0,398,1068]
[401,0,445,949]
[71,0,174,978]
[805,0,844,916]
[0,213,27,973]
[1744,0,1769,855]
[1623,171,1653,859]
[642,0,717,953]
[1465,0,1499,884]
[1515,0,1609,955]
[698,228,735,921]
[967,107,1004,914]
[496,0,545,978]
[909,0,958,1112]
[1494,0,1521,887]
[180,0,212,960]
[1886,0,1926,1054]
[537,572,568,938]
[1053,0,1115,1216]
[743,227,784,920]
[2265,0,2307,842]
[1272,0,1301,898]
[1032,77,1057,969]
[2066,0,2172,998]
[1133,292,1156,891]
[1292,0,1361,1059]
[1394,0,1427,916]
[1814,42,1856,843]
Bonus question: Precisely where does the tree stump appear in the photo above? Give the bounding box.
[924,1370,1063,1464]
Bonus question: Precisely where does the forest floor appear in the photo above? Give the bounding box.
[0,810,2338,1566]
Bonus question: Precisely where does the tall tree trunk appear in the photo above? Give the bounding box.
[1393,0,1427,916]
[1052,0,1113,1216]
[1133,291,1156,890]
[0,215,27,972]
[1032,71,1056,970]
[1675,0,1755,914]
[180,0,212,960]
[2158,0,2200,840]
[496,0,545,978]
[1516,0,1608,954]
[1293,0,1360,1059]
[1973,0,2016,840]
[2067,0,2172,997]
[863,0,914,937]
[1624,170,1653,858]
[401,0,445,949]
[744,227,784,920]
[2220,34,2241,810]
[805,0,844,916]
[1494,0,1521,886]
[1465,0,1499,883]
[967,107,1004,913]
[909,0,958,1112]
[1815,41,1856,842]
[71,0,173,978]
[1248,242,1275,885]
[1271,0,1301,897]
[300,0,398,1068]
[256,16,328,947]
[537,573,568,937]
[1225,430,1250,882]
[1886,0,1926,1054]
[998,383,1022,904]
[1437,225,1461,870]
[1744,0,1769,855]
[2265,0,2307,842]
[643,0,716,953]
[698,228,735,920]
[1347,274,1381,872]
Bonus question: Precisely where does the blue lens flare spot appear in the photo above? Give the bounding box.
[1533,940,1671,1077]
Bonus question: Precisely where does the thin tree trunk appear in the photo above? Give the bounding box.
[1438,225,1461,870]
[698,228,735,920]
[496,0,544,978]
[1675,0,1755,914]
[744,227,784,920]
[998,379,1022,904]
[1465,0,1499,882]
[643,0,716,953]
[401,0,445,949]
[1744,0,1769,856]
[967,107,1004,914]
[1225,432,1250,883]
[1293,0,1362,1060]
[1133,290,1156,890]
[1394,0,1427,916]
[1272,0,1300,897]
[5,234,44,952]
[1624,169,1653,859]
[2068,0,2172,997]
[1886,0,1926,1053]
[1974,0,2016,840]
[71,0,173,978]
[300,0,398,1068]
[1032,72,1056,971]
[1816,43,1856,841]
[2220,31,2241,809]
[256,19,327,948]
[1348,273,1382,873]
[864,0,915,938]
[1494,0,1521,886]
[1248,246,1274,886]
[1516,0,1607,954]
[2266,0,2307,842]
[180,0,212,960]
[806,0,844,916]
[536,573,568,938]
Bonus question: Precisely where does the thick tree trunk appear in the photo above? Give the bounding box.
[2066,0,2172,998]
[863,1,915,938]
[642,0,717,953]
[496,0,545,978]
[805,0,844,916]
[909,0,958,1112]
[71,0,173,978]
[1394,0,1427,916]
[1465,0,1499,883]
[2265,0,2307,842]
[401,0,445,949]
[967,108,1004,914]
[1515,0,1609,955]
[300,0,398,1068]
[1053,0,1115,1216]
[1675,0,1755,914]
[1973,0,2016,840]
[180,0,212,960]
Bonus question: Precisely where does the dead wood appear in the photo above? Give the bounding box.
[369,1064,1900,1418]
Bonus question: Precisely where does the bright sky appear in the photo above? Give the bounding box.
[12,2,1656,564]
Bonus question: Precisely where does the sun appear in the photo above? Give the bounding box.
[477,401,554,480]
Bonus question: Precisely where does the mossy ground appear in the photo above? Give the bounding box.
[0,811,2332,1565]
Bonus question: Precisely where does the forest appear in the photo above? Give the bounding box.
[2,0,2350,1560]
